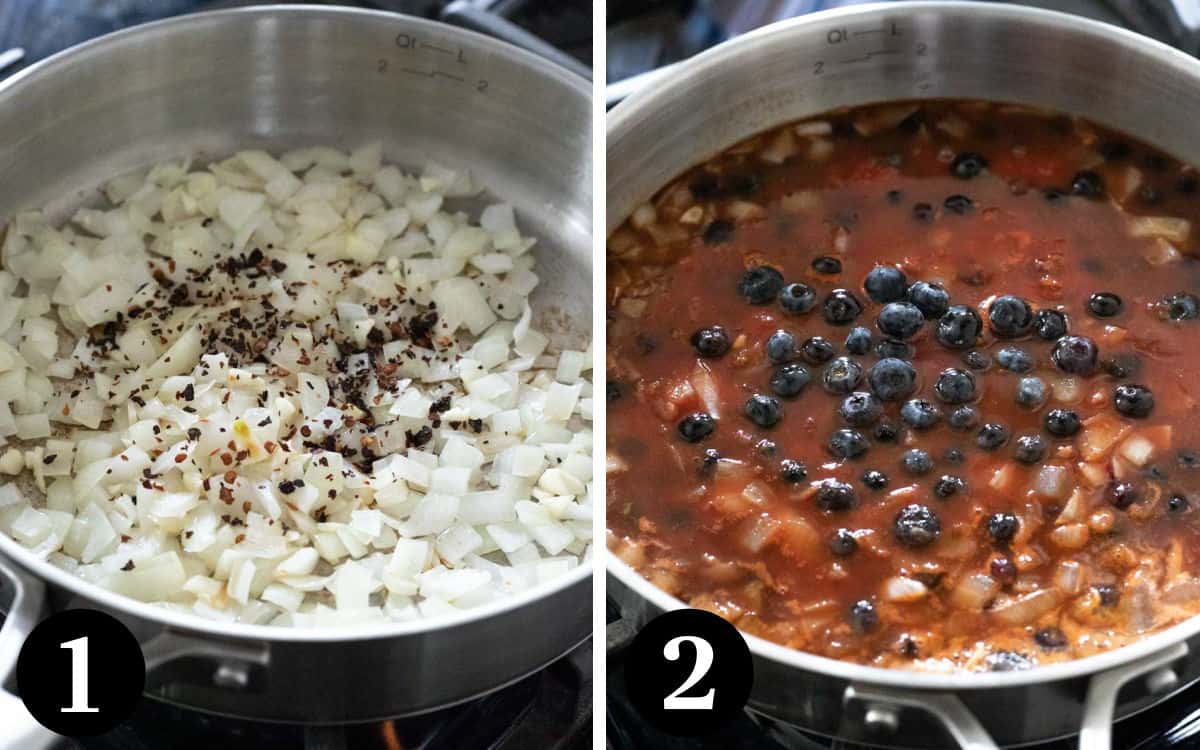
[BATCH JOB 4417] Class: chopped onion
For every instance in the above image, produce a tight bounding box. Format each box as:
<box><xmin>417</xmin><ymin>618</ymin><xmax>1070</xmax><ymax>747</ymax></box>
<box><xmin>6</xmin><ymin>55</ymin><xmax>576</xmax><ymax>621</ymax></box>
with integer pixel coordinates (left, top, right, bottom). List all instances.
<box><xmin>0</xmin><ymin>149</ymin><xmax>592</xmax><ymax>626</ymax></box>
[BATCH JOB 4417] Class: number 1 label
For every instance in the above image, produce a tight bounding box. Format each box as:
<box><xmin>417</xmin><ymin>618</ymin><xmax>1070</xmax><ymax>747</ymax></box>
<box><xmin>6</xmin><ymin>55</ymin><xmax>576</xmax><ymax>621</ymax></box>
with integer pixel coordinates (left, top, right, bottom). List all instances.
<box><xmin>60</xmin><ymin>636</ymin><xmax>99</xmax><ymax>713</ymax></box>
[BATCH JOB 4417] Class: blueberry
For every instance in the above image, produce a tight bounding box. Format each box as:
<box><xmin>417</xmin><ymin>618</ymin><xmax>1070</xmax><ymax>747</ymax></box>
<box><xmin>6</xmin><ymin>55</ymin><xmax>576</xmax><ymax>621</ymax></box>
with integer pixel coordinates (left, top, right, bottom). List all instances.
<box><xmin>812</xmin><ymin>256</ymin><xmax>842</xmax><ymax>274</ymax></box>
<box><xmin>780</xmin><ymin>282</ymin><xmax>818</xmax><ymax>313</ymax></box>
<box><xmin>828</xmin><ymin>429</ymin><xmax>869</xmax><ymax>459</ymax></box>
<box><xmin>1014</xmin><ymin>434</ymin><xmax>1047</xmax><ymax>464</ymax></box>
<box><xmin>816</xmin><ymin>479</ymin><xmax>858</xmax><ymax>511</ymax></box>
<box><xmin>948</xmin><ymin>405</ymin><xmax>980</xmax><ymax>430</ymax></box>
<box><xmin>912</xmin><ymin>202</ymin><xmax>934</xmax><ymax>221</ymax></box>
<box><xmin>678</xmin><ymin>413</ymin><xmax>716</xmax><ymax>442</ymax></box>
<box><xmin>907</xmin><ymin>281</ymin><xmax>950</xmax><ymax>319</ymax></box>
<box><xmin>700</xmin><ymin>448</ymin><xmax>720</xmax><ymax>474</ymax></box>
<box><xmin>877</xmin><ymin>301</ymin><xmax>924</xmax><ymax>340</ymax></box>
<box><xmin>823</xmin><ymin>289</ymin><xmax>864</xmax><ymax>325</ymax></box>
<box><xmin>849</xmin><ymin>599</ymin><xmax>879</xmax><ymax>632</ymax></box>
<box><xmin>779</xmin><ymin>459</ymin><xmax>807</xmax><ymax>483</ymax></box>
<box><xmin>1114</xmin><ymin>384</ymin><xmax>1154</xmax><ymax>418</ymax></box>
<box><xmin>986</xmin><ymin>512</ymin><xmax>1019</xmax><ymax>543</ymax></box>
<box><xmin>874</xmin><ymin>420</ymin><xmax>900</xmax><ymax>443</ymax></box>
<box><xmin>977</xmin><ymin>422</ymin><xmax>1010</xmax><ymax>450</ymax></box>
<box><xmin>607</xmin><ymin>380</ymin><xmax>625</xmax><ymax>402</ymax></box>
<box><xmin>745</xmin><ymin>394</ymin><xmax>783</xmax><ymax>427</ymax></box>
<box><xmin>862</xmin><ymin>469</ymin><xmax>889</xmax><ymax>490</ymax></box>
<box><xmin>875</xmin><ymin>339</ymin><xmax>913</xmax><ymax>359</ymax></box>
<box><xmin>801</xmin><ymin>336</ymin><xmax>836</xmax><ymax>364</ymax></box>
<box><xmin>944</xmin><ymin>447</ymin><xmax>965</xmax><ymax>464</ymax></box>
<box><xmin>894</xmin><ymin>504</ymin><xmax>941</xmax><ymax>547</ymax></box>
<box><xmin>944</xmin><ymin>194</ymin><xmax>974</xmax><ymax>214</ymax></box>
<box><xmin>987</xmin><ymin>651</ymin><xmax>1033</xmax><ymax>672</ymax></box>
<box><xmin>839</xmin><ymin>392</ymin><xmax>883</xmax><ymax>427</ymax></box>
<box><xmin>1052</xmin><ymin>335</ymin><xmax>1098</xmax><ymax>375</ymax></box>
<box><xmin>951</xmin><ymin>152</ymin><xmax>988</xmax><ymax>179</ymax></box>
<box><xmin>1071</xmin><ymin>170</ymin><xmax>1104</xmax><ymax>198</ymax></box>
<box><xmin>936</xmin><ymin>305</ymin><xmax>983</xmax><ymax>349</ymax></box>
<box><xmin>864</xmin><ymin>265</ymin><xmax>909</xmax><ymax>304</ymax></box>
<box><xmin>1096</xmin><ymin>584</ymin><xmax>1121</xmax><ymax>607</ymax></box>
<box><xmin>845</xmin><ymin>326</ymin><xmax>873</xmax><ymax>355</ymax></box>
<box><xmin>868</xmin><ymin>358</ymin><xmax>918</xmax><ymax>402</ymax></box>
<box><xmin>1180</xmin><ymin>450</ymin><xmax>1200</xmax><ymax>470</ymax></box>
<box><xmin>1088</xmin><ymin>292</ymin><xmax>1123</xmax><ymax>318</ymax></box>
<box><xmin>1015</xmin><ymin>376</ymin><xmax>1047</xmax><ymax>409</ymax></box>
<box><xmin>738</xmin><ymin>266</ymin><xmax>785</xmax><ymax>305</ymax></box>
<box><xmin>766</xmin><ymin>329</ymin><xmax>797</xmax><ymax>363</ymax></box>
<box><xmin>756</xmin><ymin>439</ymin><xmax>778</xmax><ymax>457</ymax></box>
<box><xmin>702</xmin><ymin>219</ymin><xmax>735</xmax><ymax>245</ymax></box>
<box><xmin>1033</xmin><ymin>309</ymin><xmax>1068</xmax><ymax>340</ymax></box>
<box><xmin>1107</xmin><ymin>481</ymin><xmax>1139</xmax><ymax>510</ymax></box>
<box><xmin>991</xmin><ymin>557</ymin><xmax>1017</xmax><ymax>583</ymax></box>
<box><xmin>996</xmin><ymin>346</ymin><xmax>1033</xmax><ymax>373</ymax></box>
<box><xmin>901</xmin><ymin>448</ymin><xmax>933</xmax><ymax>475</ymax></box>
<box><xmin>1165</xmin><ymin>292</ymin><xmax>1200</xmax><ymax>321</ymax></box>
<box><xmin>963</xmin><ymin>350</ymin><xmax>991</xmax><ymax>371</ymax></box>
<box><xmin>900</xmin><ymin>399</ymin><xmax>942</xmax><ymax>430</ymax></box>
<box><xmin>933</xmin><ymin>475</ymin><xmax>965</xmax><ymax>498</ymax></box>
<box><xmin>1035</xmin><ymin>627</ymin><xmax>1068</xmax><ymax>650</ymax></box>
<box><xmin>691</xmin><ymin>326</ymin><xmax>731</xmax><ymax>358</ymax></box>
<box><xmin>1169</xmin><ymin>494</ymin><xmax>1190</xmax><ymax>512</ymax></box>
<box><xmin>823</xmin><ymin>357</ymin><xmax>864</xmax><ymax>394</ymax></box>
<box><xmin>935</xmin><ymin>368</ymin><xmax>976</xmax><ymax>404</ymax></box>
<box><xmin>988</xmin><ymin>295</ymin><xmax>1033</xmax><ymax>337</ymax></box>
<box><xmin>770</xmin><ymin>363</ymin><xmax>811</xmax><ymax>398</ymax></box>
<box><xmin>831</xmin><ymin>529</ymin><xmax>859</xmax><ymax>556</ymax></box>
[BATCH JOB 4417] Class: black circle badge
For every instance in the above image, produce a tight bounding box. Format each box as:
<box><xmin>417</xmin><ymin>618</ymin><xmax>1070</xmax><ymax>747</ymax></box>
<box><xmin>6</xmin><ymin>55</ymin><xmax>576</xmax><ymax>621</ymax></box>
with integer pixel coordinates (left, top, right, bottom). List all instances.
<box><xmin>16</xmin><ymin>609</ymin><xmax>145</xmax><ymax>736</ymax></box>
<box><xmin>624</xmin><ymin>608</ymin><xmax>754</xmax><ymax>736</ymax></box>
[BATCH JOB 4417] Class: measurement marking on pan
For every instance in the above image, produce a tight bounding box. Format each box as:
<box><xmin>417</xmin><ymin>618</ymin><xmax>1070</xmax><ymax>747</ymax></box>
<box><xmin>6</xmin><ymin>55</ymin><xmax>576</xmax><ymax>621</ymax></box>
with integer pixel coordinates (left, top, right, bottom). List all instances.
<box><xmin>400</xmin><ymin>67</ymin><xmax>466</xmax><ymax>83</ymax></box>
<box><xmin>839</xmin><ymin>49</ymin><xmax>902</xmax><ymax>64</ymax></box>
<box><xmin>418</xmin><ymin>40</ymin><xmax>455</xmax><ymax>56</ymax></box>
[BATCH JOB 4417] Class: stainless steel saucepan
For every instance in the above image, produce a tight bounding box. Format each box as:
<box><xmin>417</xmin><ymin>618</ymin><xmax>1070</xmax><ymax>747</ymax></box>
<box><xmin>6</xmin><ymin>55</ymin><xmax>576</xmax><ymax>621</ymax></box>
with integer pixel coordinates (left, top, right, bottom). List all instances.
<box><xmin>0</xmin><ymin>5</ymin><xmax>591</xmax><ymax>747</ymax></box>
<box><xmin>607</xmin><ymin>3</ymin><xmax>1200</xmax><ymax>748</ymax></box>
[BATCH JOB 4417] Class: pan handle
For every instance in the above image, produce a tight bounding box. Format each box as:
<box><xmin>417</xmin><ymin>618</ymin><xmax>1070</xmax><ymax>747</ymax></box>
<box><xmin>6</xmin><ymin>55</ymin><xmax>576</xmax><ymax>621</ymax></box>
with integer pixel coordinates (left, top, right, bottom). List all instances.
<box><xmin>141</xmin><ymin>629</ymin><xmax>271</xmax><ymax>692</ymax></box>
<box><xmin>1078</xmin><ymin>641</ymin><xmax>1189</xmax><ymax>749</ymax></box>
<box><xmin>843</xmin><ymin>684</ymin><xmax>999</xmax><ymax>750</ymax></box>
<box><xmin>846</xmin><ymin>639</ymin><xmax>1191</xmax><ymax>750</ymax></box>
<box><xmin>0</xmin><ymin>556</ymin><xmax>63</xmax><ymax>750</ymax></box>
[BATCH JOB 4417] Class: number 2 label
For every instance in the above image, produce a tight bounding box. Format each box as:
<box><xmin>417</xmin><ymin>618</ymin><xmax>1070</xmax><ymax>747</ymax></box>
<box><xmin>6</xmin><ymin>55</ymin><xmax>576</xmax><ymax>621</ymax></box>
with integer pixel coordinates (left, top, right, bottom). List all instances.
<box><xmin>60</xmin><ymin>636</ymin><xmax>99</xmax><ymax>714</ymax></box>
<box><xmin>662</xmin><ymin>635</ymin><xmax>715</xmax><ymax>710</ymax></box>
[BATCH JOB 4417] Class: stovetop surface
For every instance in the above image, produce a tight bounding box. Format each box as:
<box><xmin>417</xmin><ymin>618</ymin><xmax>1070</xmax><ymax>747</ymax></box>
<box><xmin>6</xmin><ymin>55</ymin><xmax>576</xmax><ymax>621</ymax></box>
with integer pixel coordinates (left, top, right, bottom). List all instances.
<box><xmin>80</xmin><ymin>638</ymin><xmax>591</xmax><ymax>750</ymax></box>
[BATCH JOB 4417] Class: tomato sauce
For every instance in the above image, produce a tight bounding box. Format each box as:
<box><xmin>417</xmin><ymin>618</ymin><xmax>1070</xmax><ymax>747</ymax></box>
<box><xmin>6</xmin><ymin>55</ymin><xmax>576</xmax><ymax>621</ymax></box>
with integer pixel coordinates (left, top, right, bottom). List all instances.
<box><xmin>607</xmin><ymin>101</ymin><xmax>1200</xmax><ymax>672</ymax></box>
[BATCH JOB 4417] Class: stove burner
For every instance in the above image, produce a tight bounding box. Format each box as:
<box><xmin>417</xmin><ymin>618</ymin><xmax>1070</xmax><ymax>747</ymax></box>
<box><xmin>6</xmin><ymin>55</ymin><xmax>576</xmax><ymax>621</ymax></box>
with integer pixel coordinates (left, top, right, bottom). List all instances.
<box><xmin>78</xmin><ymin>639</ymin><xmax>590</xmax><ymax>750</ymax></box>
